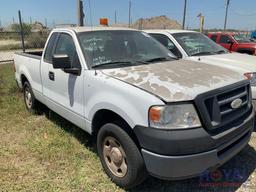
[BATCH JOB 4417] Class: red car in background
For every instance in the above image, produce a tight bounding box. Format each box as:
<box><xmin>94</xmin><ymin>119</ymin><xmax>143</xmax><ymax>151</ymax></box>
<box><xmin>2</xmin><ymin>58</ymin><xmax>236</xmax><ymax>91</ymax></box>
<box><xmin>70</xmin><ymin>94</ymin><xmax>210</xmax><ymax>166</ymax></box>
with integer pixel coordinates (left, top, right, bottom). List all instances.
<box><xmin>208</xmin><ymin>32</ymin><xmax>256</xmax><ymax>55</ymax></box>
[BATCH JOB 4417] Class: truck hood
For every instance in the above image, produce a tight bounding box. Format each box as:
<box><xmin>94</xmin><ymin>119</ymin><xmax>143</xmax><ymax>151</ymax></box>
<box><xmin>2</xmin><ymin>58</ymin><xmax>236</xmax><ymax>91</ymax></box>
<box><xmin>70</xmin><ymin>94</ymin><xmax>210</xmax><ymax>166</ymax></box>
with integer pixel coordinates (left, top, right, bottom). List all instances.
<box><xmin>188</xmin><ymin>52</ymin><xmax>256</xmax><ymax>73</ymax></box>
<box><xmin>102</xmin><ymin>60</ymin><xmax>244</xmax><ymax>102</ymax></box>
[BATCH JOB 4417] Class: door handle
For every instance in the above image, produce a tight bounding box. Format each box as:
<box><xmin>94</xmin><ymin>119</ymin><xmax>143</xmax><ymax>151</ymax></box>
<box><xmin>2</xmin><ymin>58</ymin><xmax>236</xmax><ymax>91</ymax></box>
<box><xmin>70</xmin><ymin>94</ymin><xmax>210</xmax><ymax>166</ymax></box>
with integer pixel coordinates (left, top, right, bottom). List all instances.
<box><xmin>48</xmin><ymin>71</ymin><xmax>55</xmax><ymax>81</ymax></box>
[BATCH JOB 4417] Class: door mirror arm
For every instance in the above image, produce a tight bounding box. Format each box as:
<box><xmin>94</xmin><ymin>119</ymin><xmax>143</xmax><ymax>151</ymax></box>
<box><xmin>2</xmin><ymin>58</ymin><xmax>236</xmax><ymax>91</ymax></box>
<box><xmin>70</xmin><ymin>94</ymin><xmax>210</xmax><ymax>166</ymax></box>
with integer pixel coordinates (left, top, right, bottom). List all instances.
<box><xmin>63</xmin><ymin>68</ymin><xmax>81</xmax><ymax>76</ymax></box>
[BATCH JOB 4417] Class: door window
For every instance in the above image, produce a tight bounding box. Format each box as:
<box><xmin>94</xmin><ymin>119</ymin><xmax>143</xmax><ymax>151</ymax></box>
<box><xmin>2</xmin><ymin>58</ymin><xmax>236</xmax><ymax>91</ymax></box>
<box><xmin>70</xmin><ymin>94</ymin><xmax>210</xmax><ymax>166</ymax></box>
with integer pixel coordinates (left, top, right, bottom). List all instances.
<box><xmin>44</xmin><ymin>33</ymin><xmax>58</xmax><ymax>63</ymax></box>
<box><xmin>150</xmin><ymin>33</ymin><xmax>182</xmax><ymax>58</ymax></box>
<box><xmin>54</xmin><ymin>33</ymin><xmax>81</xmax><ymax>69</ymax></box>
<box><xmin>220</xmin><ymin>35</ymin><xmax>232</xmax><ymax>44</ymax></box>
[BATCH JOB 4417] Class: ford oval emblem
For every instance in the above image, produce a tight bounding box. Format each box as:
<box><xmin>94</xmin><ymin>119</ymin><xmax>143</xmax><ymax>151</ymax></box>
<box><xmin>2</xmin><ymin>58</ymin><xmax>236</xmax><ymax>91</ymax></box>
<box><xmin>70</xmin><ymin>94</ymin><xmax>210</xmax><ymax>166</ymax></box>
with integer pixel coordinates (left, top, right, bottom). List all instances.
<box><xmin>231</xmin><ymin>98</ymin><xmax>242</xmax><ymax>109</ymax></box>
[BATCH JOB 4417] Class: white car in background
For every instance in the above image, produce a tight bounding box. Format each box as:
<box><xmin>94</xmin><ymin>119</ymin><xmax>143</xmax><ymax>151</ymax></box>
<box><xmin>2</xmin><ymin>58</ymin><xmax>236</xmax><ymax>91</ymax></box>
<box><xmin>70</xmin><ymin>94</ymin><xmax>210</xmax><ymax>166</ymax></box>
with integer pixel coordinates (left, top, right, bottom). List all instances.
<box><xmin>145</xmin><ymin>30</ymin><xmax>256</xmax><ymax>106</ymax></box>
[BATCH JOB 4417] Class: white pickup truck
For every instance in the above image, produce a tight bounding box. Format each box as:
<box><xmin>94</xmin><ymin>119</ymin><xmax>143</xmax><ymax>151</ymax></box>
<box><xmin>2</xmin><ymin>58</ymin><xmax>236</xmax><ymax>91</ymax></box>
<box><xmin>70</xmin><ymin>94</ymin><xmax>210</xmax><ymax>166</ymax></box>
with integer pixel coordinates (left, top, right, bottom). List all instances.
<box><xmin>146</xmin><ymin>30</ymin><xmax>256</xmax><ymax>107</ymax></box>
<box><xmin>14</xmin><ymin>27</ymin><xmax>254</xmax><ymax>188</ymax></box>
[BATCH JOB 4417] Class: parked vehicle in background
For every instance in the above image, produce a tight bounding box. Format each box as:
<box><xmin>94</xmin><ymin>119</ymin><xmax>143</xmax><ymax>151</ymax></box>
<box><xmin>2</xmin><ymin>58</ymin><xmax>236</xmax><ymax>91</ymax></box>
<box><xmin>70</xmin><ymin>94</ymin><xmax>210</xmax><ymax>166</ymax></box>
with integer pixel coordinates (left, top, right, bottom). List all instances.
<box><xmin>14</xmin><ymin>27</ymin><xmax>255</xmax><ymax>188</ymax></box>
<box><xmin>146</xmin><ymin>30</ymin><xmax>256</xmax><ymax>107</ymax></box>
<box><xmin>251</xmin><ymin>31</ymin><xmax>256</xmax><ymax>42</ymax></box>
<box><xmin>207</xmin><ymin>32</ymin><xmax>256</xmax><ymax>55</ymax></box>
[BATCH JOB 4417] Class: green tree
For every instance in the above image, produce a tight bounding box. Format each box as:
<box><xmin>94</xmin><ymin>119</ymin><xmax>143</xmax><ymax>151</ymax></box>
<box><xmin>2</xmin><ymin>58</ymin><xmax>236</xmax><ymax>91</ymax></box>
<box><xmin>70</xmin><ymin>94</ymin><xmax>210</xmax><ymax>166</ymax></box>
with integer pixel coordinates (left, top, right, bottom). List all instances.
<box><xmin>11</xmin><ymin>23</ymin><xmax>32</xmax><ymax>34</ymax></box>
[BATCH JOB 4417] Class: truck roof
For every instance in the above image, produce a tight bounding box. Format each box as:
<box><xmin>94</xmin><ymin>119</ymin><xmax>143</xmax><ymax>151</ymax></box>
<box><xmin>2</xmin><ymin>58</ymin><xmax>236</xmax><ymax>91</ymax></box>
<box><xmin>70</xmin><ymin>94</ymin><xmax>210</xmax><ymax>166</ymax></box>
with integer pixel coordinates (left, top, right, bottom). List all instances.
<box><xmin>144</xmin><ymin>29</ymin><xmax>197</xmax><ymax>34</ymax></box>
<box><xmin>52</xmin><ymin>26</ymin><xmax>138</xmax><ymax>33</ymax></box>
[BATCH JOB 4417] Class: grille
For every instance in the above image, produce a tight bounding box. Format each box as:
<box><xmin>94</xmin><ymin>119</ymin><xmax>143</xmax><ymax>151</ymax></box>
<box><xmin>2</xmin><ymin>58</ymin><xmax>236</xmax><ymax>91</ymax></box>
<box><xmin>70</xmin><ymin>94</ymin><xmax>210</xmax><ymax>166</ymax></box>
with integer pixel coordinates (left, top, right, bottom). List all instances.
<box><xmin>195</xmin><ymin>81</ymin><xmax>252</xmax><ymax>133</ymax></box>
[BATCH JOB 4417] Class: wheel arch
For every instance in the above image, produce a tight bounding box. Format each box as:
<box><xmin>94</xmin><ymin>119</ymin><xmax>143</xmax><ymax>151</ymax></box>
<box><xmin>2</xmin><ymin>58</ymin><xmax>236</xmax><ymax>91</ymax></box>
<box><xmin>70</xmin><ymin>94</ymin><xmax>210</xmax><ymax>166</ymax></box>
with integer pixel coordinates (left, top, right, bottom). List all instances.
<box><xmin>91</xmin><ymin>108</ymin><xmax>140</xmax><ymax>148</ymax></box>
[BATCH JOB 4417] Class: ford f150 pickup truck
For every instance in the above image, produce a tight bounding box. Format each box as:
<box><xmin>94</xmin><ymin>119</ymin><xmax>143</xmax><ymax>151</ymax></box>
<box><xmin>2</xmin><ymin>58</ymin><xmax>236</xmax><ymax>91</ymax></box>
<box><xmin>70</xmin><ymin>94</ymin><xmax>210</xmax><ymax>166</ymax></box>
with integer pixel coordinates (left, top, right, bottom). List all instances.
<box><xmin>14</xmin><ymin>27</ymin><xmax>255</xmax><ymax>188</ymax></box>
<box><xmin>207</xmin><ymin>32</ymin><xmax>256</xmax><ymax>55</ymax></box>
<box><xmin>146</xmin><ymin>30</ymin><xmax>256</xmax><ymax>108</ymax></box>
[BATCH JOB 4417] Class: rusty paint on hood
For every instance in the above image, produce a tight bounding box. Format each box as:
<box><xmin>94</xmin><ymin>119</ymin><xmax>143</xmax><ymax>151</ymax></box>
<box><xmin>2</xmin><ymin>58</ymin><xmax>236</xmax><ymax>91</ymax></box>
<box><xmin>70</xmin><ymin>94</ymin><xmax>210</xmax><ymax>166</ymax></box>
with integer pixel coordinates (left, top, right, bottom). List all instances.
<box><xmin>102</xmin><ymin>60</ymin><xmax>244</xmax><ymax>102</ymax></box>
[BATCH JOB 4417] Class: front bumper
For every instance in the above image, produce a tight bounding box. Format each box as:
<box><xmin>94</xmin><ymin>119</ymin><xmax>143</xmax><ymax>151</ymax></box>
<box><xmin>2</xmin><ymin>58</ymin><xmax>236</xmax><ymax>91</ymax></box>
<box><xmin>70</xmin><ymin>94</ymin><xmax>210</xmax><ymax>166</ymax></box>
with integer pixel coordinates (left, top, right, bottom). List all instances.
<box><xmin>134</xmin><ymin>109</ymin><xmax>254</xmax><ymax>180</ymax></box>
<box><xmin>252</xmin><ymin>99</ymin><xmax>256</xmax><ymax>110</ymax></box>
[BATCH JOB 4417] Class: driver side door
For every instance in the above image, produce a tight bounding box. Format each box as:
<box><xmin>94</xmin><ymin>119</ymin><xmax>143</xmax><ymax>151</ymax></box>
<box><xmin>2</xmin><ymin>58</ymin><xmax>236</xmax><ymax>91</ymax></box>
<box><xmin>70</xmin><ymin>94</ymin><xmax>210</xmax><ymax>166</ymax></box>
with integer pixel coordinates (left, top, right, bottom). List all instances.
<box><xmin>48</xmin><ymin>32</ymin><xmax>85</xmax><ymax>127</ymax></box>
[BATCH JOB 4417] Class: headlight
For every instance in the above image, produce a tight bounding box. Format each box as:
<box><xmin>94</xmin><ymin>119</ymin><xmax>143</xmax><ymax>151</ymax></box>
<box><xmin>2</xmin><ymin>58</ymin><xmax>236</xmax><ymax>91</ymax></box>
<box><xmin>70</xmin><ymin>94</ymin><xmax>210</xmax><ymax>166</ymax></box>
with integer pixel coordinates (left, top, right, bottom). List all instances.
<box><xmin>244</xmin><ymin>72</ymin><xmax>256</xmax><ymax>86</ymax></box>
<box><xmin>149</xmin><ymin>104</ymin><xmax>201</xmax><ymax>129</ymax></box>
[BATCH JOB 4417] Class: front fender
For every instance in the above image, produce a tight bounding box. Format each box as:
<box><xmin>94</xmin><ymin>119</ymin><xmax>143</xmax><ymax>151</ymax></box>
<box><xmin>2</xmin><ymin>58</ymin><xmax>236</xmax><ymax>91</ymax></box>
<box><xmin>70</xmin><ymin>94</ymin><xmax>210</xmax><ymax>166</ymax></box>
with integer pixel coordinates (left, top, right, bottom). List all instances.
<box><xmin>85</xmin><ymin>71</ymin><xmax>164</xmax><ymax>129</ymax></box>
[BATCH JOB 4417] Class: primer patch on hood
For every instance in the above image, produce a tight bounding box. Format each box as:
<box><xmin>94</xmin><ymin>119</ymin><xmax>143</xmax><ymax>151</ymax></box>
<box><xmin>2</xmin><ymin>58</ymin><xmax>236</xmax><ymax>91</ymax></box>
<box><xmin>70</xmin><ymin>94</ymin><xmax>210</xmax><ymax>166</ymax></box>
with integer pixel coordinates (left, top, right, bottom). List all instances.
<box><xmin>102</xmin><ymin>60</ymin><xmax>244</xmax><ymax>102</ymax></box>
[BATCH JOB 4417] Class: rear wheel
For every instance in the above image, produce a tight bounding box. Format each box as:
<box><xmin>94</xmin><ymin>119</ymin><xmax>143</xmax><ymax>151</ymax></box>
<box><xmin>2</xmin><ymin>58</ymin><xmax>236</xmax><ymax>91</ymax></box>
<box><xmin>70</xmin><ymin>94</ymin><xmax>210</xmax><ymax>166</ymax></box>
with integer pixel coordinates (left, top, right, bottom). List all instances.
<box><xmin>97</xmin><ymin>122</ymin><xmax>147</xmax><ymax>189</ymax></box>
<box><xmin>23</xmin><ymin>82</ymin><xmax>41</xmax><ymax>114</ymax></box>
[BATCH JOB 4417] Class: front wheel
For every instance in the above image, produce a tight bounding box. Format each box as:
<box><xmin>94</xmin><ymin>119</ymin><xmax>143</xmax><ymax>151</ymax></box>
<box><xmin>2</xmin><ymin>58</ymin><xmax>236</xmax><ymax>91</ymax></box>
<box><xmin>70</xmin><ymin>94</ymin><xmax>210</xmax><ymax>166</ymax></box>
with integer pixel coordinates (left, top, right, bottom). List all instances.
<box><xmin>97</xmin><ymin>122</ymin><xmax>147</xmax><ymax>189</ymax></box>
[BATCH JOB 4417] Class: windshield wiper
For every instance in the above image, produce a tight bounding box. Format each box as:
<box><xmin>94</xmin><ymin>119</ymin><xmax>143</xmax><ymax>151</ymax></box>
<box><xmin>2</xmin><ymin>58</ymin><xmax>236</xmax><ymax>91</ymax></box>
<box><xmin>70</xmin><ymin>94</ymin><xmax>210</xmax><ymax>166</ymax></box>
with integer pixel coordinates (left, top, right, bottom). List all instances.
<box><xmin>191</xmin><ymin>51</ymin><xmax>216</xmax><ymax>56</ymax></box>
<box><xmin>91</xmin><ymin>61</ymin><xmax>133</xmax><ymax>69</ymax></box>
<box><xmin>145</xmin><ymin>57</ymin><xmax>170</xmax><ymax>63</ymax></box>
<box><xmin>215</xmin><ymin>50</ymin><xmax>227</xmax><ymax>54</ymax></box>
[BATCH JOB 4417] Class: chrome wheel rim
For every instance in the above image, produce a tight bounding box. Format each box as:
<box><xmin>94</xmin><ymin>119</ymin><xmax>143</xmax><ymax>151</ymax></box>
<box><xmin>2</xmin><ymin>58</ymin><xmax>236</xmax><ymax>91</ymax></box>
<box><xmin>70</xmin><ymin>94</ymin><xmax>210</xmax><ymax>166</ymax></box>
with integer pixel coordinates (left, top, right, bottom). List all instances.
<box><xmin>25</xmin><ymin>87</ymin><xmax>32</xmax><ymax>109</ymax></box>
<box><xmin>103</xmin><ymin>136</ymin><xmax>128</xmax><ymax>177</ymax></box>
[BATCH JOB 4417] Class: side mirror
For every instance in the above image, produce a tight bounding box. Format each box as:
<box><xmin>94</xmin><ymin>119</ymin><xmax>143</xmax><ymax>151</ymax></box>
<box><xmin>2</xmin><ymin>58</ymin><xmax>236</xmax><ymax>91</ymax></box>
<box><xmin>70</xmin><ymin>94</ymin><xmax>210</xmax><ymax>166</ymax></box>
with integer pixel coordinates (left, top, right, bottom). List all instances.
<box><xmin>52</xmin><ymin>54</ymin><xmax>71</xmax><ymax>69</ymax></box>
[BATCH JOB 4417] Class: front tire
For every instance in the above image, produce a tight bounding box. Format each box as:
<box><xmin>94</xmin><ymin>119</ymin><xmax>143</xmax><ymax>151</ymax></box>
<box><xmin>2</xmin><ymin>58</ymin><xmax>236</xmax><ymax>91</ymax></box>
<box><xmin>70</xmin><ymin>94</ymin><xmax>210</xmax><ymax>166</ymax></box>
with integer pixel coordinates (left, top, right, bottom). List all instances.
<box><xmin>97</xmin><ymin>122</ymin><xmax>147</xmax><ymax>189</ymax></box>
<box><xmin>23</xmin><ymin>81</ymin><xmax>41</xmax><ymax>114</ymax></box>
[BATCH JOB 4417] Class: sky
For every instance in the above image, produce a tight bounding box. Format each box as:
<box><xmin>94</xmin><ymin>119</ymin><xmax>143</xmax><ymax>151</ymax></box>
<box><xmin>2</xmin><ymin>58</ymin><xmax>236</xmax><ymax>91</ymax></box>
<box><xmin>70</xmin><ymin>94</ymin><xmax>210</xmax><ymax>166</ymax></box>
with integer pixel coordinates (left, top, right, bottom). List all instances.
<box><xmin>0</xmin><ymin>0</ymin><xmax>256</xmax><ymax>30</ymax></box>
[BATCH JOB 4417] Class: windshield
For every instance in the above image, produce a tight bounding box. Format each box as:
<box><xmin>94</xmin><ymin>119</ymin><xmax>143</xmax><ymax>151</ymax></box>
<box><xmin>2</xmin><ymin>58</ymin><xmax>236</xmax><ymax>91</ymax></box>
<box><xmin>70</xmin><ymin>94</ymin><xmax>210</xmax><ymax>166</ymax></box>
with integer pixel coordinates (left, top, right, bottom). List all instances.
<box><xmin>78</xmin><ymin>30</ymin><xmax>175</xmax><ymax>68</ymax></box>
<box><xmin>172</xmin><ymin>32</ymin><xmax>227</xmax><ymax>56</ymax></box>
<box><xmin>234</xmin><ymin>34</ymin><xmax>251</xmax><ymax>43</ymax></box>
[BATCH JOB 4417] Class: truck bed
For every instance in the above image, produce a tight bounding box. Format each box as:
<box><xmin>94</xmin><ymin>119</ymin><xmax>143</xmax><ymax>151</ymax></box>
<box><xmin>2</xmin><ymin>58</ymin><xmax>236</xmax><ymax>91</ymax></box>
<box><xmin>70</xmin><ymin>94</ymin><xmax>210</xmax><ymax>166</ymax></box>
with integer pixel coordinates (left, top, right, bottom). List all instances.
<box><xmin>14</xmin><ymin>51</ymin><xmax>43</xmax><ymax>94</ymax></box>
<box><xmin>15</xmin><ymin>51</ymin><xmax>43</xmax><ymax>60</ymax></box>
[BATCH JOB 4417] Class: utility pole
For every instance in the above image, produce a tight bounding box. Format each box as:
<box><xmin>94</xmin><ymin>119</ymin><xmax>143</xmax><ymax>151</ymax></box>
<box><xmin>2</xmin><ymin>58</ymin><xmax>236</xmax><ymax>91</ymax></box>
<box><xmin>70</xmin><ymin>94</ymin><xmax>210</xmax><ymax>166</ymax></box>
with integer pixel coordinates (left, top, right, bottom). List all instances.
<box><xmin>18</xmin><ymin>10</ymin><xmax>25</xmax><ymax>53</ymax></box>
<box><xmin>45</xmin><ymin>18</ymin><xmax>48</xmax><ymax>28</ymax></box>
<box><xmin>30</xmin><ymin>17</ymin><xmax>32</xmax><ymax>24</ymax></box>
<box><xmin>52</xmin><ymin>20</ymin><xmax>56</xmax><ymax>28</ymax></box>
<box><xmin>115</xmin><ymin>11</ymin><xmax>117</xmax><ymax>24</ymax></box>
<box><xmin>197</xmin><ymin>13</ymin><xmax>204</xmax><ymax>33</ymax></box>
<box><xmin>77</xmin><ymin>0</ymin><xmax>84</xmax><ymax>26</ymax></box>
<box><xmin>224</xmin><ymin>0</ymin><xmax>230</xmax><ymax>31</ymax></box>
<box><xmin>182</xmin><ymin>0</ymin><xmax>187</xmax><ymax>29</ymax></box>
<box><xmin>128</xmin><ymin>0</ymin><xmax>131</xmax><ymax>27</ymax></box>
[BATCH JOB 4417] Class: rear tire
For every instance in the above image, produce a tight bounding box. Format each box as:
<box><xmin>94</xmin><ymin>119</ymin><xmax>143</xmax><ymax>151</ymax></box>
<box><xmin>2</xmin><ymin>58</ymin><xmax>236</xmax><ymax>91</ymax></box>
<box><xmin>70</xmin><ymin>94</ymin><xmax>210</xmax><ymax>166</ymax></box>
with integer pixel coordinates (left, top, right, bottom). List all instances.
<box><xmin>23</xmin><ymin>81</ymin><xmax>42</xmax><ymax>114</ymax></box>
<box><xmin>97</xmin><ymin>122</ymin><xmax>147</xmax><ymax>189</ymax></box>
